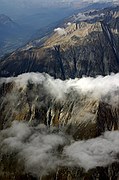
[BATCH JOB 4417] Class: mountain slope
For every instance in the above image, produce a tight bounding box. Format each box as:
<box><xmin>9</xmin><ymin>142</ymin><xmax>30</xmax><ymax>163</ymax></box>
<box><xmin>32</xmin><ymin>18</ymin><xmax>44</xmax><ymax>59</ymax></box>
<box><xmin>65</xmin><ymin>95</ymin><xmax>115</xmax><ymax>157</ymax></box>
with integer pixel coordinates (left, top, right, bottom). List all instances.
<box><xmin>0</xmin><ymin>6</ymin><xmax>119</xmax><ymax>78</ymax></box>
<box><xmin>0</xmin><ymin>72</ymin><xmax>119</xmax><ymax>179</ymax></box>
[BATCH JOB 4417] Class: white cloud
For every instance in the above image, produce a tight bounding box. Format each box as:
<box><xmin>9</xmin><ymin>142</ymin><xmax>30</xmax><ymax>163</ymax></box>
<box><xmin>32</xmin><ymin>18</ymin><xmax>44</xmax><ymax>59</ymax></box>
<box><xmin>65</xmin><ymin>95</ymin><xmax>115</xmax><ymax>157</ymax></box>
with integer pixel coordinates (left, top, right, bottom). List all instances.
<box><xmin>54</xmin><ymin>27</ymin><xmax>67</xmax><ymax>35</ymax></box>
<box><xmin>65</xmin><ymin>131</ymin><xmax>119</xmax><ymax>170</ymax></box>
<box><xmin>1</xmin><ymin>121</ymin><xmax>119</xmax><ymax>177</ymax></box>
<box><xmin>67</xmin><ymin>22</ymin><xmax>72</xmax><ymax>26</ymax></box>
<box><xmin>0</xmin><ymin>121</ymin><xmax>69</xmax><ymax>177</ymax></box>
<box><xmin>1</xmin><ymin>72</ymin><xmax>119</xmax><ymax>104</ymax></box>
<box><xmin>0</xmin><ymin>73</ymin><xmax>119</xmax><ymax>105</ymax></box>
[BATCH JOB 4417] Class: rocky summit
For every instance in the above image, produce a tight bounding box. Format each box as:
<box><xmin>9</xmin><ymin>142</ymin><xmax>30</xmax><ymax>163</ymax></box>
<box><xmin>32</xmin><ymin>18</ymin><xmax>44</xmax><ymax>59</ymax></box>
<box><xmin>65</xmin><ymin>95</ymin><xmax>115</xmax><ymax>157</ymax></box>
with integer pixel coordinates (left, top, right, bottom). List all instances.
<box><xmin>0</xmin><ymin>5</ymin><xmax>119</xmax><ymax>180</ymax></box>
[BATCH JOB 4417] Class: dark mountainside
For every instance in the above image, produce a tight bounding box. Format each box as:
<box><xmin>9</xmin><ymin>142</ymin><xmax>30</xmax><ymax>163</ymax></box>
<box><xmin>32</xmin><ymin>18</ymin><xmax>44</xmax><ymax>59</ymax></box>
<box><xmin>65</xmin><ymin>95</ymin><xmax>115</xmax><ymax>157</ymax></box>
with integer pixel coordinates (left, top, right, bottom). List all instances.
<box><xmin>0</xmin><ymin>5</ymin><xmax>119</xmax><ymax>180</ymax></box>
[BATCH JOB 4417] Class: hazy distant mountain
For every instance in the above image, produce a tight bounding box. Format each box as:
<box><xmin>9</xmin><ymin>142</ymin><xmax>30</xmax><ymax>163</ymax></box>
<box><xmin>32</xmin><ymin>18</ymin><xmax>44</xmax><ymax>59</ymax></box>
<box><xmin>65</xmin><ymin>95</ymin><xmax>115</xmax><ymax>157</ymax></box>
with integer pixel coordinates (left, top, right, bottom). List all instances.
<box><xmin>0</xmin><ymin>0</ymin><xmax>118</xmax><ymax>18</ymax></box>
<box><xmin>0</xmin><ymin>14</ymin><xmax>16</xmax><ymax>26</ymax></box>
<box><xmin>0</xmin><ymin>14</ymin><xmax>19</xmax><ymax>38</ymax></box>
<box><xmin>0</xmin><ymin>14</ymin><xmax>32</xmax><ymax>57</ymax></box>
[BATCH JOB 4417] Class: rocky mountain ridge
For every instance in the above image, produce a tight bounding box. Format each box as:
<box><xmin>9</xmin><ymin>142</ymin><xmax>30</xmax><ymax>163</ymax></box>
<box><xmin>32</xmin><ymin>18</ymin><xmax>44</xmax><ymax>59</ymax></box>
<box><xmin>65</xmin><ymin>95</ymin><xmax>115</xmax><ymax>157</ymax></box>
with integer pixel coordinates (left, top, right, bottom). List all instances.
<box><xmin>0</xmin><ymin>6</ymin><xmax>119</xmax><ymax>78</ymax></box>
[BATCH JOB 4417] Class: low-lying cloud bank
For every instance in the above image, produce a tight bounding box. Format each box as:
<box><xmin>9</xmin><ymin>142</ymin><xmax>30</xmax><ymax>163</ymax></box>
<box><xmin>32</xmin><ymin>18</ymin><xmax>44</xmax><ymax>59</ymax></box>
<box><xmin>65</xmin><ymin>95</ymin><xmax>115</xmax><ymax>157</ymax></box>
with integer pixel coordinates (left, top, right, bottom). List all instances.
<box><xmin>1</xmin><ymin>72</ymin><xmax>119</xmax><ymax>104</ymax></box>
<box><xmin>0</xmin><ymin>121</ymin><xmax>119</xmax><ymax>177</ymax></box>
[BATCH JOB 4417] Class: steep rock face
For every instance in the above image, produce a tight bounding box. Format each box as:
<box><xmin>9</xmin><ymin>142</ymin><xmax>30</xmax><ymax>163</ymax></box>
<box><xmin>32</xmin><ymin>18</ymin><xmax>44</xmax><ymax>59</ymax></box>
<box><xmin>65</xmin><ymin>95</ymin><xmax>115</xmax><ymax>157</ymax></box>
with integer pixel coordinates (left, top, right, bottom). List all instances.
<box><xmin>0</xmin><ymin>74</ymin><xmax>119</xmax><ymax>180</ymax></box>
<box><xmin>41</xmin><ymin>163</ymin><xmax>119</xmax><ymax>180</ymax></box>
<box><xmin>0</xmin><ymin>75</ymin><xmax>119</xmax><ymax>139</ymax></box>
<box><xmin>0</xmin><ymin>6</ymin><xmax>119</xmax><ymax>78</ymax></box>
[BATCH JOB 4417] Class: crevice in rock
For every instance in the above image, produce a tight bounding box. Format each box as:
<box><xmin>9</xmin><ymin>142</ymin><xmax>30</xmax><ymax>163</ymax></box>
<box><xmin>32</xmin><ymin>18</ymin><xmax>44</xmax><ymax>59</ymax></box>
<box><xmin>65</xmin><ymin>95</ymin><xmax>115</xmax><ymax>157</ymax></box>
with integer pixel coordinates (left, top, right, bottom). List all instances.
<box><xmin>53</xmin><ymin>45</ymin><xmax>66</xmax><ymax>80</ymax></box>
<box><xmin>101</xmin><ymin>21</ymin><xmax>119</xmax><ymax>66</ymax></box>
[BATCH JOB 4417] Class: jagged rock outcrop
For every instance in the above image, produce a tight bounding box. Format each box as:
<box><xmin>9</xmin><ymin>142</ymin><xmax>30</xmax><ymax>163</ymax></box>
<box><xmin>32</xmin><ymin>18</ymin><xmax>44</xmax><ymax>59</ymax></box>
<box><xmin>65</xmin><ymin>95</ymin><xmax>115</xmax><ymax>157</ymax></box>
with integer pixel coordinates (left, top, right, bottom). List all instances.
<box><xmin>0</xmin><ymin>6</ymin><xmax>119</xmax><ymax>78</ymax></box>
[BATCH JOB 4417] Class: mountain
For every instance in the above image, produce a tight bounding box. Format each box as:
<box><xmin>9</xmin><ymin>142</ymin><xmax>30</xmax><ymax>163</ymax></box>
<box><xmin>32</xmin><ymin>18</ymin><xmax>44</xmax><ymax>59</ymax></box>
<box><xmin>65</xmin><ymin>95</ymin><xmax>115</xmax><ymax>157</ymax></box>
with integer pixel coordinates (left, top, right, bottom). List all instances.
<box><xmin>0</xmin><ymin>2</ymin><xmax>116</xmax><ymax>57</ymax></box>
<box><xmin>0</xmin><ymin>0</ymin><xmax>118</xmax><ymax>19</ymax></box>
<box><xmin>0</xmin><ymin>72</ymin><xmax>119</xmax><ymax>179</ymax></box>
<box><xmin>0</xmin><ymin>6</ymin><xmax>119</xmax><ymax>78</ymax></box>
<box><xmin>0</xmin><ymin>8</ymin><xmax>79</xmax><ymax>57</ymax></box>
<box><xmin>0</xmin><ymin>5</ymin><xmax>119</xmax><ymax>180</ymax></box>
<box><xmin>0</xmin><ymin>14</ymin><xmax>31</xmax><ymax>57</ymax></box>
<box><xmin>0</xmin><ymin>14</ymin><xmax>19</xmax><ymax>40</ymax></box>
<box><xmin>0</xmin><ymin>14</ymin><xmax>16</xmax><ymax>26</ymax></box>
